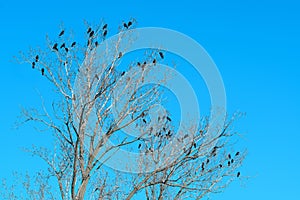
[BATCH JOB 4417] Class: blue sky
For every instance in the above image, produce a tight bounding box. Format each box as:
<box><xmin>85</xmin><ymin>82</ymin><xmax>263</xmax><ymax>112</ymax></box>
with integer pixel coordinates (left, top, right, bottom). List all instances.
<box><xmin>0</xmin><ymin>0</ymin><xmax>299</xmax><ymax>199</ymax></box>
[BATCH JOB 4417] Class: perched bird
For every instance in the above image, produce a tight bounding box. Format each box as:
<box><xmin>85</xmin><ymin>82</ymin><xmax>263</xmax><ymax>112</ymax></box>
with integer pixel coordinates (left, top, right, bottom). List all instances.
<box><xmin>52</xmin><ymin>43</ymin><xmax>58</xmax><ymax>51</ymax></box>
<box><xmin>41</xmin><ymin>68</ymin><xmax>45</xmax><ymax>75</ymax></box>
<box><xmin>71</xmin><ymin>42</ymin><xmax>76</xmax><ymax>47</ymax></box>
<box><xmin>219</xmin><ymin>164</ymin><xmax>223</xmax><ymax>168</ymax></box>
<box><xmin>35</xmin><ymin>55</ymin><xmax>39</xmax><ymax>62</ymax></box>
<box><xmin>166</xmin><ymin>116</ymin><xmax>171</xmax><ymax>121</ymax></box>
<box><xmin>87</xmin><ymin>39</ymin><xmax>91</xmax><ymax>46</ymax></box>
<box><xmin>59</xmin><ymin>30</ymin><xmax>64</xmax><ymax>36</ymax></box>
<box><xmin>138</xmin><ymin>143</ymin><xmax>142</xmax><ymax>149</ymax></box>
<box><xmin>152</xmin><ymin>59</ymin><xmax>156</xmax><ymax>65</ymax></box>
<box><xmin>228</xmin><ymin>161</ymin><xmax>231</xmax><ymax>166</ymax></box>
<box><xmin>137</xmin><ymin>62</ymin><xmax>141</xmax><ymax>66</ymax></box>
<box><xmin>231</xmin><ymin>159</ymin><xmax>234</xmax><ymax>163</ymax></box>
<box><xmin>103</xmin><ymin>30</ymin><xmax>107</xmax><ymax>37</ymax></box>
<box><xmin>235</xmin><ymin>152</ymin><xmax>240</xmax><ymax>156</ymax></box>
<box><xmin>118</xmin><ymin>52</ymin><xmax>122</xmax><ymax>58</ymax></box>
<box><xmin>32</xmin><ymin>62</ymin><xmax>35</xmax><ymax>69</ymax></box>
<box><xmin>228</xmin><ymin>154</ymin><xmax>231</xmax><ymax>159</ymax></box>
<box><xmin>89</xmin><ymin>30</ymin><xmax>94</xmax><ymax>38</ymax></box>
<box><xmin>102</xmin><ymin>24</ymin><xmax>108</xmax><ymax>29</ymax></box>
<box><xmin>65</xmin><ymin>48</ymin><xmax>69</xmax><ymax>53</ymax></box>
<box><xmin>95</xmin><ymin>41</ymin><xmax>98</xmax><ymax>47</ymax></box>
<box><xmin>206</xmin><ymin>159</ymin><xmax>210</xmax><ymax>164</ymax></box>
<box><xmin>127</xmin><ymin>21</ymin><xmax>132</xmax><ymax>27</ymax></box>
<box><xmin>237</xmin><ymin>172</ymin><xmax>241</xmax><ymax>177</ymax></box>
<box><xmin>87</xmin><ymin>27</ymin><xmax>92</xmax><ymax>33</ymax></box>
<box><xmin>201</xmin><ymin>162</ymin><xmax>205</xmax><ymax>171</ymax></box>
<box><xmin>193</xmin><ymin>142</ymin><xmax>196</xmax><ymax>148</ymax></box>
<box><xmin>123</xmin><ymin>22</ymin><xmax>128</xmax><ymax>29</ymax></box>
<box><xmin>121</xmin><ymin>71</ymin><xmax>125</xmax><ymax>76</ymax></box>
<box><xmin>157</xmin><ymin>116</ymin><xmax>161</xmax><ymax>121</ymax></box>
<box><xmin>60</xmin><ymin>43</ymin><xmax>65</xmax><ymax>48</ymax></box>
<box><xmin>159</xmin><ymin>52</ymin><xmax>164</xmax><ymax>59</ymax></box>
<box><xmin>143</xmin><ymin>119</ymin><xmax>147</xmax><ymax>123</ymax></box>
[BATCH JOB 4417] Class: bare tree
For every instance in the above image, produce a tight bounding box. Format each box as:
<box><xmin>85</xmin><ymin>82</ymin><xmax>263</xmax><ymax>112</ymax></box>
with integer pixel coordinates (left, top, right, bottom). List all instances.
<box><xmin>5</xmin><ymin>20</ymin><xmax>246</xmax><ymax>200</ymax></box>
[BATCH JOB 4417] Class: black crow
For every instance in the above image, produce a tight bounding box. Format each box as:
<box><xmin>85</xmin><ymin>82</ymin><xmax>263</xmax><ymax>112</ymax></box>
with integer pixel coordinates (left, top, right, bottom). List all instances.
<box><xmin>123</xmin><ymin>22</ymin><xmax>128</xmax><ymax>29</ymax></box>
<box><xmin>166</xmin><ymin>116</ymin><xmax>171</xmax><ymax>121</ymax></box>
<box><xmin>231</xmin><ymin>159</ymin><xmax>234</xmax><ymax>163</ymax></box>
<box><xmin>41</xmin><ymin>68</ymin><xmax>45</xmax><ymax>75</ymax></box>
<box><xmin>219</xmin><ymin>164</ymin><xmax>223</xmax><ymax>168</ymax></box>
<box><xmin>35</xmin><ymin>55</ymin><xmax>39</xmax><ymax>62</ymax></box>
<box><xmin>228</xmin><ymin>154</ymin><xmax>231</xmax><ymax>159</ymax></box>
<box><xmin>159</xmin><ymin>52</ymin><xmax>164</xmax><ymax>59</ymax></box>
<box><xmin>89</xmin><ymin>30</ymin><xmax>94</xmax><ymax>38</ymax></box>
<box><xmin>235</xmin><ymin>152</ymin><xmax>240</xmax><ymax>156</ymax></box>
<box><xmin>32</xmin><ymin>62</ymin><xmax>35</xmax><ymax>69</ymax></box>
<box><xmin>103</xmin><ymin>30</ymin><xmax>107</xmax><ymax>37</ymax></box>
<box><xmin>137</xmin><ymin>62</ymin><xmax>141</xmax><ymax>66</ymax></box>
<box><xmin>87</xmin><ymin>27</ymin><xmax>92</xmax><ymax>33</ymax></box>
<box><xmin>53</xmin><ymin>43</ymin><xmax>58</xmax><ymax>51</ymax></box>
<box><xmin>193</xmin><ymin>142</ymin><xmax>196</xmax><ymax>148</ymax></box>
<box><xmin>87</xmin><ymin>39</ymin><xmax>91</xmax><ymax>46</ymax></box>
<box><xmin>60</xmin><ymin>43</ymin><xmax>65</xmax><ymax>48</ymax></box>
<box><xmin>127</xmin><ymin>21</ymin><xmax>132</xmax><ymax>27</ymax></box>
<box><xmin>121</xmin><ymin>71</ymin><xmax>125</xmax><ymax>76</ymax></box>
<box><xmin>206</xmin><ymin>159</ymin><xmax>209</xmax><ymax>164</ymax></box>
<box><xmin>138</xmin><ymin>143</ymin><xmax>141</xmax><ymax>149</ymax></box>
<box><xmin>65</xmin><ymin>48</ymin><xmax>69</xmax><ymax>53</ymax></box>
<box><xmin>228</xmin><ymin>161</ymin><xmax>231</xmax><ymax>166</ymax></box>
<box><xmin>71</xmin><ymin>42</ymin><xmax>76</xmax><ymax>47</ymax></box>
<box><xmin>59</xmin><ymin>30</ymin><xmax>64</xmax><ymax>36</ymax></box>
<box><xmin>118</xmin><ymin>52</ymin><xmax>122</xmax><ymax>58</ymax></box>
<box><xmin>143</xmin><ymin>119</ymin><xmax>146</xmax><ymax>123</ymax></box>
<box><xmin>152</xmin><ymin>59</ymin><xmax>156</xmax><ymax>65</ymax></box>
<box><xmin>102</xmin><ymin>24</ymin><xmax>108</xmax><ymax>29</ymax></box>
<box><xmin>95</xmin><ymin>41</ymin><xmax>98</xmax><ymax>47</ymax></box>
<box><xmin>237</xmin><ymin>172</ymin><xmax>241</xmax><ymax>177</ymax></box>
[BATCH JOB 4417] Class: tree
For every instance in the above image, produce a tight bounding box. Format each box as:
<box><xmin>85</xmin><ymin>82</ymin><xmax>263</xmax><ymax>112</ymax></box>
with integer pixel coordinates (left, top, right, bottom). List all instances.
<box><xmin>5</xmin><ymin>20</ymin><xmax>246</xmax><ymax>200</ymax></box>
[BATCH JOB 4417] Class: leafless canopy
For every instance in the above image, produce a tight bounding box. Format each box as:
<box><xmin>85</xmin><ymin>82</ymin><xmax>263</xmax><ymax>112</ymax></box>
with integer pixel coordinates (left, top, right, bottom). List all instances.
<box><xmin>6</xmin><ymin>20</ymin><xmax>246</xmax><ymax>200</ymax></box>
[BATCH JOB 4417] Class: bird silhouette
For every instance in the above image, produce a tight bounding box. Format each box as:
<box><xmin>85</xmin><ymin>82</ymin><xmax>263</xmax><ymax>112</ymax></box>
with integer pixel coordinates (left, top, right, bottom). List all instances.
<box><xmin>53</xmin><ymin>43</ymin><xmax>58</xmax><ymax>51</ymax></box>
<box><xmin>32</xmin><ymin>62</ymin><xmax>35</xmax><ymax>69</ymax></box>
<box><xmin>127</xmin><ymin>21</ymin><xmax>132</xmax><ymax>27</ymax></box>
<box><xmin>219</xmin><ymin>164</ymin><xmax>223</xmax><ymax>168</ymax></box>
<box><xmin>235</xmin><ymin>152</ymin><xmax>240</xmax><ymax>156</ymax></box>
<box><xmin>143</xmin><ymin>119</ymin><xmax>147</xmax><ymax>123</ymax></box>
<box><xmin>103</xmin><ymin>30</ymin><xmax>107</xmax><ymax>37</ymax></box>
<box><xmin>166</xmin><ymin>116</ymin><xmax>171</xmax><ymax>121</ymax></box>
<box><xmin>60</xmin><ymin>43</ymin><xmax>65</xmax><ymax>48</ymax></box>
<box><xmin>123</xmin><ymin>22</ymin><xmax>128</xmax><ymax>29</ymax></box>
<box><xmin>193</xmin><ymin>142</ymin><xmax>196</xmax><ymax>148</ymax></box>
<box><xmin>201</xmin><ymin>162</ymin><xmax>205</xmax><ymax>171</ymax></box>
<box><xmin>228</xmin><ymin>154</ymin><xmax>231</xmax><ymax>159</ymax></box>
<box><xmin>159</xmin><ymin>52</ymin><xmax>164</xmax><ymax>59</ymax></box>
<box><xmin>71</xmin><ymin>42</ymin><xmax>76</xmax><ymax>47</ymax></box>
<box><xmin>35</xmin><ymin>55</ymin><xmax>39</xmax><ymax>62</ymax></box>
<box><xmin>228</xmin><ymin>161</ymin><xmax>231</xmax><ymax>166</ymax></box>
<box><xmin>206</xmin><ymin>159</ymin><xmax>209</xmax><ymax>164</ymax></box>
<box><xmin>41</xmin><ymin>68</ymin><xmax>45</xmax><ymax>75</ymax></box>
<box><xmin>231</xmin><ymin>159</ymin><xmax>234</xmax><ymax>163</ymax></box>
<box><xmin>138</xmin><ymin>143</ymin><xmax>141</xmax><ymax>149</ymax></box>
<box><xmin>95</xmin><ymin>41</ymin><xmax>98</xmax><ymax>47</ymax></box>
<box><xmin>102</xmin><ymin>24</ymin><xmax>108</xmax><ymax>29</ymax></box>
<box><xmin>121</xmin><ymin>71</ymin><xmax>125</xmax><ymax>76</ymax></box>
<box><xmin>237</xmin><ymin>172</ymin><xmax>241</xmax><ymax>177</ymax></box>
<box><xmin>87</xmin><ymin>39</ymin><xmax>91</xmax><ymax>46</ymax></box>
<box><xmin>87</xmin><ymin>27</ymin><xmax>92</xmax><ymax>33</ymax></box>
<box><xmin>118</xmin><ymin>52</ymin><xmax>122</xmax><ymax>58</ymax></box>
<box><xmin>89</xmin><ymin>31</ymin><xmax>94</xmax><ymax>38</ymax></box>
<box><xmin>152</xmin><ymin>59</ymin><xmax>156</xmax><ymax>65</ymax></box>
<box><xmin>137</xmin><ymin>62</ymin><xmax>141</xmax><ymax>66</ymax></box>
<box><xmin>65</xmin><ymin>48</ymin><xmax>69</xmax><ymax>53</ymax></box>
<box><xmin>59</xmin><ymin>30</ymin><xmax>64</xmax><ymax>37</ymax></box>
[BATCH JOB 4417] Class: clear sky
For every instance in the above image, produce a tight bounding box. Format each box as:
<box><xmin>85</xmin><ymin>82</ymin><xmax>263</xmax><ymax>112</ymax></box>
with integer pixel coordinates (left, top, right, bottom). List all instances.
<box><xmin>0</xmin><ymin>0</ymin><xmax>299</xmax><ymax>199</ymax></box>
